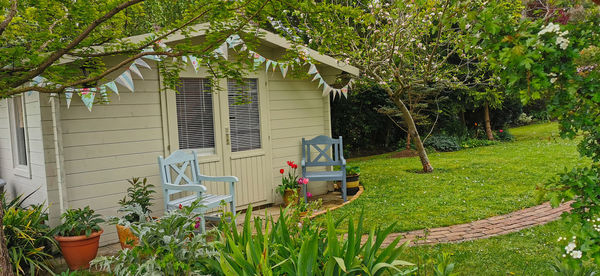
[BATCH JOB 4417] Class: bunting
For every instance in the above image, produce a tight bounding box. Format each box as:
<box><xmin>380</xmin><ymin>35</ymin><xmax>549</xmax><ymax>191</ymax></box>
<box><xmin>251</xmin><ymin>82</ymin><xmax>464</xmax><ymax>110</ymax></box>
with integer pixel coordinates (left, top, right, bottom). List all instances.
<box><xmin>34</xmin><ymin>33</ymin><xmax>353</xmax><ymax>111</ymax></box>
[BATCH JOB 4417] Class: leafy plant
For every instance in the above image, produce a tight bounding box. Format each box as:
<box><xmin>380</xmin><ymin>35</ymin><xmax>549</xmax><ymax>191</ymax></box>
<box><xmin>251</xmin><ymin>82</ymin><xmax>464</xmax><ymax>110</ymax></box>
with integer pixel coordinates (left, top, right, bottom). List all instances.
<box><xmin>117</xmin><ymin>177</ymin><xmax>155</xmax><ymax>223</ymax></box>
<box><xmin>53</xmin><ymin>206</ymin><xmax>104</xmax><ymax>237</ymax></box>
<box><xmin>346</xmin><ymin>165</ymin><xmax>360</xmax><ymax>177</ymax></box>
<box><xmin>494</xmin><ymin>129</ymin><xmax>515</xmax><ymax>142</ymax></box>
<box><xmin>276</xmin><ymin>161</ymin><xmax>305</xmax><ymax>196</ymax></box>
<box><xmin>2</xmin><ymin>192</ymin><xmax>55</xmax><ymax>275</ymax></box>
<box><xmin>424</xmin><ymin>136</ymin><xmax>461</xmax><ymax>152</ymax></box>
<box><xmin>92</xmin><ymin>200</ymin><xmax>219</xmax><ymax>275</ymax></box>
<box><xmin>217</xmin><ymin>206</ymin><xmax>414</xmax><ymax>275</ymax></box>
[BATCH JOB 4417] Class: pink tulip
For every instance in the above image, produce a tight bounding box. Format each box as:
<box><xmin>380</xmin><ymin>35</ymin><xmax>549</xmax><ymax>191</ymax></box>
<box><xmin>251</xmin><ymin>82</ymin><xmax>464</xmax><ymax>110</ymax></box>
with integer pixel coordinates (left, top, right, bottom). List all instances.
<box><xmin>307</xmin><ymin>192</ymin><xmax>313</xmax><ymax>198</ymax></box>
<box><xmin>302</xmin><ymin>178</ymin><xmax>309</xmax><ymax>185</ymax></box>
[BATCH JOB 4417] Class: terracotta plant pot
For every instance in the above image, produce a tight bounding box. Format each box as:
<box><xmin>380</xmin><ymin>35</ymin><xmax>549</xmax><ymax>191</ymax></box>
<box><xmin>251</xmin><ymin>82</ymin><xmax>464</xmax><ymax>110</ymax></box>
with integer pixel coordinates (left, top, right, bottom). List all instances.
<box><xmin>55</xmin><ymin>229</ymin><xmax>103</xmax><ymax>270</ymax></box>
<box><xmin>116</xmin><ymin>224</ymin><xmax>139</xmax><ymax>249</ymax></box>
<box><xmin>283</xmin><ymin>188</ymin><xmax>301</xmax><ymax>206</ymax></box>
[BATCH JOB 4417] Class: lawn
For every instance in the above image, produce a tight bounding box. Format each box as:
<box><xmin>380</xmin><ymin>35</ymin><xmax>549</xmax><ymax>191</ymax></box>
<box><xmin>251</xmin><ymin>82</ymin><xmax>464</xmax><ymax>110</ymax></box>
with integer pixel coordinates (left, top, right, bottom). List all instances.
<box><xmin>324</xmin><ymin>122</ymin><xmax>587</xmax><ymax>233</ymax></box>
<box><xmin>401</xmin><ymin>218</ymin><xmax>569</xmax><ymax>275</ymax></box>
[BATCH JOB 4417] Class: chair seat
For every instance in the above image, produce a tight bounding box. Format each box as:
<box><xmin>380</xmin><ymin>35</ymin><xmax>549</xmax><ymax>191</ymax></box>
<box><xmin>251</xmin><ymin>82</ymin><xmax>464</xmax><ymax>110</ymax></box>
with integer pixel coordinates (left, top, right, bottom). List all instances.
<box><xmin>167</xmin><ymin>193</ymin><xmax>233</xmax><ymax>211</ymax></box>
<box><xmin>304</xmin><ymin>170</ymin><xmax>344</xmax><ymax>181</ymax></box>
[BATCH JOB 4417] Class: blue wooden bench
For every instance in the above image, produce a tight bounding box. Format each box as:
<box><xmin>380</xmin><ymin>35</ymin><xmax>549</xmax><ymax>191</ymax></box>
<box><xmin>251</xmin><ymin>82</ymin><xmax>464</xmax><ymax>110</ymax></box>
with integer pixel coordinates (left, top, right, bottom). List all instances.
<box><xmin>301</xmin><ymin>135</ymin><xmax>347</xmax><ymax>202</ymax></box>
<box><xmin>158</xmin><ymin>150</ymin><xmax>238</xmax><ymax>232</ymax></box>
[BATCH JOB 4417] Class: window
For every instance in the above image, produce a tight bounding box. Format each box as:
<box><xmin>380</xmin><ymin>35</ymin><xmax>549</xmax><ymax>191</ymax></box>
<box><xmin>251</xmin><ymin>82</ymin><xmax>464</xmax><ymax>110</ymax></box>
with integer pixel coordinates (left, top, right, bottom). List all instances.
<box><xmin>228</xmin><ymin>78</ymin><xmax>261</xmax><ymax>152</ymax></box>
<box><xmin>176</xmin><ymin>78</ymin><xmax>215</xmax><ymax>154</ymax></box>
<box><xmin>9</xmin><ymin>95</ymin><xmax>29</xmax><ymax>177</ymax></box>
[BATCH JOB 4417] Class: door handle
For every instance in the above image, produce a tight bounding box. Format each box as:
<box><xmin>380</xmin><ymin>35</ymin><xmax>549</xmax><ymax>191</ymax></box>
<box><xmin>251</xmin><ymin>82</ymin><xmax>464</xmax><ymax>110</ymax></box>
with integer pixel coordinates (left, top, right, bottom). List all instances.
<box><xmin>225</xmin><ymin>127</ymin><xmax>231</xmax><ymax>145</ymax></box>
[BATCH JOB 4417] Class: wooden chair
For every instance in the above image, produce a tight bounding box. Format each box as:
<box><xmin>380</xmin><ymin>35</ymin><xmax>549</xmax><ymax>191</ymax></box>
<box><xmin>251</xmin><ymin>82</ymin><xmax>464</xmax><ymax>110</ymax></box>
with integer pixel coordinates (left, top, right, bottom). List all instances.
<box><xmin>301</xmin><ymin>135</ymin><xmax>347</xmax><ymax>202</ymax></box>
<box><xmin>158</xmin><ymin>150</ymin><xmax>238</xmax><ymax>232</ymax></box>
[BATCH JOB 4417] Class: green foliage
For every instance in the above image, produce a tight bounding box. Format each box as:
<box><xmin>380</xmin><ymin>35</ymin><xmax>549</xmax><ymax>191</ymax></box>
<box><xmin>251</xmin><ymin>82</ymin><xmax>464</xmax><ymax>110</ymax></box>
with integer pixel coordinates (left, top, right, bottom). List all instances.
<box><xmin>216</xmin><ymin>207</ymin><xmax>414</xmax><ymax>275</ymax></box>
<box><xmin>2</xmin><ymin>192</ymin><xmax>55</xmax><ymax>275</ymax></box>
<box><xmin>92</xmin><ymin>200</ymin><xmax>220</xmax><ymax>275</ymax></box>
<box><xmin>424</xmin><ymin>136</ymin><xmax>461</xmax><ymax>152</ymax></box>
<box><xmin>117</xmin><ymin>177</ymin><xmax>155</xmax><ymax>223</ymax></box>
<box><xmin>346</xmin><ymin>165</ymin><xmax>360</xmax><ymax>177</ymax></box>
<box><xmin>459</xmin><ymin>138</ymin><xmax>497</xmax><ymax>149</ymax></box>
<box><xmin>53</xmin><ymin>206</ymin><xmax>104</xmax><ymax>237</ymax></box>
<box><xmin>494</xmin><ymin>129</ymin><xmax>515</xmax><ymax>142</ymax></box>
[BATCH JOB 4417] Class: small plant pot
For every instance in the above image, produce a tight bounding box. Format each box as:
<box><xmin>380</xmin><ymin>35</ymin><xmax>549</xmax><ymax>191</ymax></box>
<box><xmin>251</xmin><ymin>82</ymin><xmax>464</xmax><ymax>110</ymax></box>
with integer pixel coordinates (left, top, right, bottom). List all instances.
<box><xmin>116</xmin><ymin>224</ymin><xmax>139</xmax><ymax>249</ymax></box>
<box><xmin>283</xmin><ymin>188</ymin><xmax>301</xmax><ymax>207</ymax></box>
<box><xmin>336</xmin><ymin>174</ymin><xmax>360</xmax><ymax>195</ymax></box>
<box><xmin>55</xmin><ymin>229</ymin><xmax>103</xmax><ymax>270</ymax></box>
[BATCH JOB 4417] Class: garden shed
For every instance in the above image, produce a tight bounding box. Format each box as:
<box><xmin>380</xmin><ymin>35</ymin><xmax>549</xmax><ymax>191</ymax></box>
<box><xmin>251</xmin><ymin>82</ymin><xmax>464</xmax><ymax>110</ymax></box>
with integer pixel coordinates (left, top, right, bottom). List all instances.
<box><xmin>0</xmin><ymin>26</ymin><xmax>359</xmax><ymax>244</ymax></box>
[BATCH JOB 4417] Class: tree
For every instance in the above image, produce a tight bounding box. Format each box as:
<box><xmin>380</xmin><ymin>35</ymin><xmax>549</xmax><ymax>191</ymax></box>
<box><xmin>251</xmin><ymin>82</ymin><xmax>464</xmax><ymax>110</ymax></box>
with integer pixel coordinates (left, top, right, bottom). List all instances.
<box><xmin>481</xmin><ymin>0</ymin><xmax>600</xmax><ymax>268</ymax></box>
<box><xmin>289</xmin><ymin>0</ymin><xmax>490</xmax><ymax>172</ymax></box>
<box><xmin>0</xmin><ymin>0</ymin><xmax>314</xmax><ymax>272</ymax></box>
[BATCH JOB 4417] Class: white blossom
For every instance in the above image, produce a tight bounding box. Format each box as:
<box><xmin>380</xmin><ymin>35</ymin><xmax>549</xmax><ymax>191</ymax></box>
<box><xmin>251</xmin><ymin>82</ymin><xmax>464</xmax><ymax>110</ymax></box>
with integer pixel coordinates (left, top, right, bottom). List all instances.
<box><xmin>570</xmin><ymin>250</ymin><xmax>582</xmax><ymax>259</ymax></box>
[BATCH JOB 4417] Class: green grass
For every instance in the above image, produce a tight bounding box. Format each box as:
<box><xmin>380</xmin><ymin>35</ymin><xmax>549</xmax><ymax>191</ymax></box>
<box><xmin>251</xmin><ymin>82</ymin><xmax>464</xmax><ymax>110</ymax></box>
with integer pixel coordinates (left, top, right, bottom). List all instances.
<box><xmin>402</xmin><ymin>218</ymin><xmax>569</xmax><ymax>275</ymax></box>
<box><xmin>324</xmin><ymin>122</ymin><xmax>586</xmax><ymax>233</ymax></box>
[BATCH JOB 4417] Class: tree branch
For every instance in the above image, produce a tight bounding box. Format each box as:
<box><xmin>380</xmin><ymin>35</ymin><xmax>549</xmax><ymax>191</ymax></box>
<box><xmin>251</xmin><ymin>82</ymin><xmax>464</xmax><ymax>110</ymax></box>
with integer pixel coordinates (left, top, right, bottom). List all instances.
<box><xmin>0</xmin><ymin>0</ymin><xmax>17</xmax><ymax>36</ymax></box>
<box><xmin>10</xmin><ymin>0</ymin><xmax>145</xmax><ymax>89</ymax></box>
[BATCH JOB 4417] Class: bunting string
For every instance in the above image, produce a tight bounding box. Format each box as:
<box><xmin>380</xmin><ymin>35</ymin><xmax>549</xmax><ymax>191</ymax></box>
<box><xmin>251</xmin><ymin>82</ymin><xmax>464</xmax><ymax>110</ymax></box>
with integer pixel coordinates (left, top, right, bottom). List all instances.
<box><xmin>29</xmin><ymin>34</ymin><xmax>353</xmax><ymax>111</ymax></box>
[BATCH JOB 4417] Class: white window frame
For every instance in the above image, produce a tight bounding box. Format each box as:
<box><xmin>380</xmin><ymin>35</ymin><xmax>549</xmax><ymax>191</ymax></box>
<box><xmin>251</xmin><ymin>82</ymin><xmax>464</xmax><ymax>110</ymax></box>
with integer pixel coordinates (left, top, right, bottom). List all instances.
<box><xmin>8</xmin><ymin>95</ymin><xmax>31</xmax><ymax>178</ymax></box>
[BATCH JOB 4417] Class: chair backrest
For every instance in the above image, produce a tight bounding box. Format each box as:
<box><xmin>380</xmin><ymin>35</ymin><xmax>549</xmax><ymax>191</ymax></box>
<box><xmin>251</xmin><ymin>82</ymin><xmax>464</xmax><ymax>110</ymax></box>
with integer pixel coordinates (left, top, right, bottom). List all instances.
<box><xmin>158</xmin><ymin>150</ymin><xmax>202</xmax><ymax>197</ymax></box>
<box><xmin>302</xmin><ymin>135</ymin><xmax>344</xmax><ymax>167</ymax></box>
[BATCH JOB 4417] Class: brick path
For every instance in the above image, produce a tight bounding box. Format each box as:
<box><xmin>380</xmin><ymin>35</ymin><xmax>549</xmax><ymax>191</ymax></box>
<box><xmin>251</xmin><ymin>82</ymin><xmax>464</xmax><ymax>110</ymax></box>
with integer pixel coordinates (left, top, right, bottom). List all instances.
<box><xmin>373</xmin><ymin>201</ymin><xmax>572</xmax><ymax>247</ymax></box>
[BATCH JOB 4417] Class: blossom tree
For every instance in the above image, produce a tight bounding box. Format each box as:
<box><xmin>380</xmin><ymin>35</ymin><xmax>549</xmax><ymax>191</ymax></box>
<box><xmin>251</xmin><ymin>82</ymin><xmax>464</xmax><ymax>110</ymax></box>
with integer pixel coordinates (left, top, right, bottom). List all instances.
<box><xmin>291</xmin><ymin>0</ymin><xmax>491</xmax><ymax>172</ymax></box>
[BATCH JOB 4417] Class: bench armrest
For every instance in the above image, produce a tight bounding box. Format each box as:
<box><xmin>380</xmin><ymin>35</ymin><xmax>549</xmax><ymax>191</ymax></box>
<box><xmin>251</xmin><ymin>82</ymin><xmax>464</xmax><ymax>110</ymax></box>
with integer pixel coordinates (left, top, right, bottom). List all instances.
<box><xmin>198</xmin><ymin>175</ymin><xmax>239</xmax><ymax>183</ymax></box>
<box><xmin>163</xmin><ymin>183</ymin><xmax>207</xmax><ymax>193</ymax></box>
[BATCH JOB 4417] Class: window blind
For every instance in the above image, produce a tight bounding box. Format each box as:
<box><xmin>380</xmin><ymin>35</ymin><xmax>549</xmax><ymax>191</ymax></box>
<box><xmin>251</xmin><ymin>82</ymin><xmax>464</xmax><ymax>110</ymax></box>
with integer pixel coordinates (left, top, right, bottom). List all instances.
<box><xmin>12</xmin><ymin>95</ymin><xmax>27</xmax><ymax>166</ymax></box>
<box><xmin>176</xmin><ymin>78</ymin><xmax>215</xmax><ymax>152</ymax></box>
<box><xmin>228</xmin><ymin>79</ymin><xmax>261</xmax><ymax>152</ymax></box>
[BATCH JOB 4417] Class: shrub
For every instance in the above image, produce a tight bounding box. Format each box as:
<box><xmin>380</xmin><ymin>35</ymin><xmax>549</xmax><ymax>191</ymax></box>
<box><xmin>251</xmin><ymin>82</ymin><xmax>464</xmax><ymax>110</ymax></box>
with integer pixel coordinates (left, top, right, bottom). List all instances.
<box><xmin>117</xmin><ymin>177</ymin><xmax>155</xmax><ymax>223</ymax></box>
<box><xmin>424</xmin><ymin>135</ymin><xmax>461</xmax><ymax>152</ymax></box>
<box><xmin>2</xmin><ymin>192</ymin><xmax>55</xmax><ymax>275</ymax></box>
<box><xmin>92</xmin><ymin>200</ymin><xmax>220</xmax><ymax>275</ymax></box>
<box><xmin>460</xmin><ymin>138</ymin><xmax>498</xmax><ymax>149</ymax></box>
<box><xmin>515</xmin><ymin>113</ymin><xmax>534</xmax><ymax>126</ymax></box>
<box><xmin>494</xmin><ymin>129</ymin><xmax>515</xmax><ymax>141</ymax></box>
<box><xmin>53</xmin><ymin>206</ymin><xmax>104</xmax><ymax>237</ymax></box>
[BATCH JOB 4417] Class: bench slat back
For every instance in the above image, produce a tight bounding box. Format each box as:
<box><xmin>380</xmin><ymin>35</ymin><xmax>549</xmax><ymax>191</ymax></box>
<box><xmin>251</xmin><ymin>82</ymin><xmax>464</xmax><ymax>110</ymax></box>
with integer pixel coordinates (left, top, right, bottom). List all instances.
<box><xmin>158</xmin><ymin>150</ymin><xmax>202</xmax><ymax>196</ymax></box>
<box><xmin>302</xmin><ymin>135</ymin><xmax>344</xmax><ymax>167</ymax></box>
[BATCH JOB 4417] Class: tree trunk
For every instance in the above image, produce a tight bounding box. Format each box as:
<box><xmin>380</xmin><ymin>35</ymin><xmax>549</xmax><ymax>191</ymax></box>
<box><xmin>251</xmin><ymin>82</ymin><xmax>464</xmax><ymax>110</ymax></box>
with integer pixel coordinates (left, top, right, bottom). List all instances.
<box><xmin>0</xmin><ymin>207</ymin><xmax>14</xmax><ymax>276</ymax></box>
<box><xmin>484</xmin><ymin>103</ymin><xmax>494</xmax><ymax>141</ymax></box>
<box><xmin>405</xmin><ymin>132</ymin><xmax>411</xmax><ymax>150</ymax></box>
<box><xmin>393</xmin><ymin>98</ymin><xmax>434</xmax><ymax>173</ymax></box>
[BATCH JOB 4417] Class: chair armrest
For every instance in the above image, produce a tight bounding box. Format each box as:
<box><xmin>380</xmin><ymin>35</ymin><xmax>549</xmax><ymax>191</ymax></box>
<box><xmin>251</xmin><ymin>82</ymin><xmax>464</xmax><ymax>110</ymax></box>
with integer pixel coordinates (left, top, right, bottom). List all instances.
<box><xmin>163</xmin><ymin>183</ymin><xmax>207</xmax><ymax>193</ymax></box>
<box><xmin>198</xmin><ymin>175</ymin><xmax>239</xmax><ymax>183</ymax></box>
<box><xmin>340</xmin><ymin>157</ymin><xmax>346</xmax><ymax>166</ymax></box>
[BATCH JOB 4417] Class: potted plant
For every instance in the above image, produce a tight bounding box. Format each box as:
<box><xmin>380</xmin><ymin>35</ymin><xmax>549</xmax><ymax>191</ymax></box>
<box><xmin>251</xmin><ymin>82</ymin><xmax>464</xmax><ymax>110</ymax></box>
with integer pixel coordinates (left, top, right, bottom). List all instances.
<box><xmin>276</xmin><ymin>161</ymin><xmax>309</xmax><ymax>206</ymax></box>
<box><xmin>53</xmin><ymin>206</ymin><xmax>105</xmax><ymax>270</ymax></box>
<box><xmin>334</xmin><ymin>165</ymin><xmax>361</xmax><ymax>195</ymax></box>
<box><xmin>111</xmin><ymin>177</ymin><xmax>155</xmax><ymax>249</ymax></box>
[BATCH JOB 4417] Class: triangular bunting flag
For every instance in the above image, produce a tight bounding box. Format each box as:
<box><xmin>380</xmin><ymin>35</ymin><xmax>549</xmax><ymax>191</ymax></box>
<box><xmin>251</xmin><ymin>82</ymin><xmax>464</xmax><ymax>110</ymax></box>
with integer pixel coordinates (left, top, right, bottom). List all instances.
<box><xmin>189</xmin><ymin>56</ymin><xmax>199</xmax><ymax>72</ymax></box>
<box><xmin>318</xmin><ymin>77</ymin><xmax>325</xmax><ymax>88</ymax></box>
<box><xmin>129</xmin><ymin>64</ymin><xmax>144</xmax><ymax>79</ymax></box>
<box><xmin>105</xmin><ymin>81</ymin><xmax>118</xmax><ymax>95</ymax></box>
<box><xmin>227</xmin><ymin>34</ymin><xmax>243</xmax><ymax>48</ymax></box>
<box><xmin>78</xmin><ymin>90</ymin><xmax>96</xmax><ymax>112</ymax></box>
<box><xmin>271</xmin><ymin>61</ymin><xmax>278</xmax><ymax>72</ymax></box>
<box><xmin>240</xmin><ymin>44</ymin><xmax>247</xmax><ymax>52</ymax></box>
<box><xmin>182</xmin><ymin>55</ymin><xmax>188</xmax><ymax>63</ymax></box>
<box><xmin>322</xmin><ymin>83</ymin><xmax>332</xmax><ymax>96</ymax></box>
<box><xmin>265</xmin><ymin>60</ymin><xmax>273</xmax><ymax>72</ymax></box>
<box><xmin>99</xmin><ymin>86</ymin><xmax>109</xmax><ymax>102</ymax></box>
<box><xmin>312</xmin><ymin>73</ymin><xmax>321</xmax><ymax>82</ymax></box>
<box><xmin>115</xmin><ymin>70</ymin><xmax>134</xmax><ymax>92</ymax></box>
<box><xmin>134</xmin><ymin>58</ymin><xmax>151</xmax><ymax>69</ymax></box>
<box><xmin>280</xmin><ymin>63</ymin><xmax>289</xmax><ymax>78</ymax></box>
<box><xmin>213</xmin><ymin>42</ymin><xmax>228</xmax><ymax>60</ymax></box>
<box><xmin>308</xmin><ymin>64</ymin><xmax>318</xmax><ymax>75</ymax></box>
<box><xmin>65</xmin><ymin>89</ymin><xmax>73</xmax><ymax>108</ymax></box>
